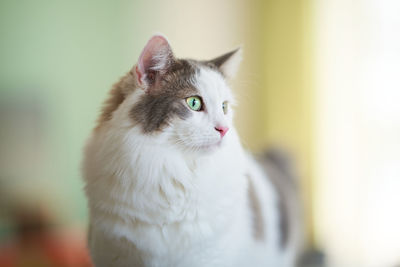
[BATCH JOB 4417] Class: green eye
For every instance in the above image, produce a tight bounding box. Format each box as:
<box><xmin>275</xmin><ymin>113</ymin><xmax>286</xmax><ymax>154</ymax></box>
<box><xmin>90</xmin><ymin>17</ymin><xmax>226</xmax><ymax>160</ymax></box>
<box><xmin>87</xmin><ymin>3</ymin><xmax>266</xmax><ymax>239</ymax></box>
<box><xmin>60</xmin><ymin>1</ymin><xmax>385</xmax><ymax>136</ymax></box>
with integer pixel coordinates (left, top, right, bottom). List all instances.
<box><xmin>222</xmin><ymin>101</ymin><xmax>228</xmax><ymax>114</ymax></box>
<box><xmin>186</xmin><ymin>96</ymin><xmax>202</xmax><ymax>111</ymax></box>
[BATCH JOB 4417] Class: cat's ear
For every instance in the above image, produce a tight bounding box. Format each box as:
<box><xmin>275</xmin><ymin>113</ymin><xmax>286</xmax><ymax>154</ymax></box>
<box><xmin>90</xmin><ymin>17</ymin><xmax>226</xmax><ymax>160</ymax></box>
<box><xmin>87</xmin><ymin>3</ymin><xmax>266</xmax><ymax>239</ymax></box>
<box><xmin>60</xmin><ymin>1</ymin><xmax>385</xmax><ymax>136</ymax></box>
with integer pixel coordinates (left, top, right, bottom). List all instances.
<box><xmin>209</xmin><ymin>47</ymin><xmax>242</xmax><ymax>79</ymax></box>
<box><xmin>134</xmin><ymin>35</ymin><xmax>175</xmax><ymax>90</ymax></box>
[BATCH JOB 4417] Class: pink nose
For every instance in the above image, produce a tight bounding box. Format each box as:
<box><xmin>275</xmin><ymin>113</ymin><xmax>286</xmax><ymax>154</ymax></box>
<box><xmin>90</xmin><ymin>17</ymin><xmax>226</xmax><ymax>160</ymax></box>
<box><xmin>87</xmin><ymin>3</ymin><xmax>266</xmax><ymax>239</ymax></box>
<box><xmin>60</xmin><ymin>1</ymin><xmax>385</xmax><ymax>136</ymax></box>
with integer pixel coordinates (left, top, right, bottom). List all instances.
<box><xmin>215</xmin><ymin>126</ymin><xmax>229</xmax><ymax>137</ymax></box>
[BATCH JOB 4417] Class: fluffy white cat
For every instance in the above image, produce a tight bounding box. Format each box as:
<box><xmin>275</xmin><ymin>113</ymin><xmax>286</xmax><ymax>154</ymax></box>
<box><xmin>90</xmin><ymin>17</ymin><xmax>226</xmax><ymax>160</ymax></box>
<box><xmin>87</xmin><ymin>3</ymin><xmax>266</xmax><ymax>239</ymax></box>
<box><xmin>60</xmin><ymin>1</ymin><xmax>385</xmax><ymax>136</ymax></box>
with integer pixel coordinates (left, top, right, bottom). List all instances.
<box><xmin>83</xmin><ymin>35</ymin><xmax>302</xmax><ymax>267</ymax></box>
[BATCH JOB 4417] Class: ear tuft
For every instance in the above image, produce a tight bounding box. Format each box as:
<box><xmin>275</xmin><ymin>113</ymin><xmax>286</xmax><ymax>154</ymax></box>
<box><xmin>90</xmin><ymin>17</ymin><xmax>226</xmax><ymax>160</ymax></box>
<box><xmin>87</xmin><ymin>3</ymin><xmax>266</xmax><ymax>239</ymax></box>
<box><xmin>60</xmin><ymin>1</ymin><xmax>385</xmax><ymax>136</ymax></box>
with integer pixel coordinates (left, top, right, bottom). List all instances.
<box><xmin>209</xmin><ymin>47</ymin><xmax>242</xmax><ymax>79</ymax></box>
<box><xmin>136</xmin><ymin>35</ymin><xmax>175</xmax><ymax>89</ymax></box>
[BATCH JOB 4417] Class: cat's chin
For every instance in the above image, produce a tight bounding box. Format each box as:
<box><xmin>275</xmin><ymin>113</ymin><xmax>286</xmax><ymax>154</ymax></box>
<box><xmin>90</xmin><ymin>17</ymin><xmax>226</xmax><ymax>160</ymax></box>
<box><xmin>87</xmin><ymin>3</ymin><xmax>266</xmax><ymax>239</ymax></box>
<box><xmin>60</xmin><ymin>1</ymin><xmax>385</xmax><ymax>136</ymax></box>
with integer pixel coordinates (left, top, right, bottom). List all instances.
<box><xmin>194</xmin><ymin>140</ymin><xmax>223</xmax><ymax>154</ymax></box>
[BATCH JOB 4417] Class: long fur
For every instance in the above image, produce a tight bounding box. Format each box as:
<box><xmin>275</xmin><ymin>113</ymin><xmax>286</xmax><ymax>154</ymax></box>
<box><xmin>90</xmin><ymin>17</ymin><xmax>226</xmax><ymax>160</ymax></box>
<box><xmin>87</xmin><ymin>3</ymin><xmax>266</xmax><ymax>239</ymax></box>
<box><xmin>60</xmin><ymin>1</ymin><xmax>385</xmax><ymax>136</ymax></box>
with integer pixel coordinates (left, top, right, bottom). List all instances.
<box><xmin>83</xmin><ymin>37</ymin><xmax>301</xmax><ymax>267</ymax></box>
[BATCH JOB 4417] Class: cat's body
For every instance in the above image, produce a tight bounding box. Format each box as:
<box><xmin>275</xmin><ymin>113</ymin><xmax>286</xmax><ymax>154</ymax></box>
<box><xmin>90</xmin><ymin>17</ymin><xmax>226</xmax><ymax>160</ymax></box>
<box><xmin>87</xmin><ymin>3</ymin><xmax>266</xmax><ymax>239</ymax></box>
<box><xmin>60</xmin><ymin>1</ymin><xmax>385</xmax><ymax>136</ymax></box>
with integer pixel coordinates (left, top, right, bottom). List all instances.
<box><xmin>83</xmin><ymin>35</ymin><xmax>302</xmax><ymax>267</ymax></box>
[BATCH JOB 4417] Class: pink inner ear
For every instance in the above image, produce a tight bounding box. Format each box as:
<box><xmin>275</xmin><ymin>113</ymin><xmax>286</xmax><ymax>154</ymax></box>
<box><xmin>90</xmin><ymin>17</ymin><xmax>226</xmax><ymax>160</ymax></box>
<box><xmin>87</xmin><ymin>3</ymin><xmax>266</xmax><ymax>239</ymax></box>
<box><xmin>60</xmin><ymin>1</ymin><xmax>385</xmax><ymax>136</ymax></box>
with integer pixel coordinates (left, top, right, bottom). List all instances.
<box><xmin>135</xmin><ymin>66</ymin><xmax>143</xmax><ymax>84</ymax></box>
<box><xmin>137</xmin><ymin>35</ymin><xmax>172</xmax><ymax>86</ymax></box>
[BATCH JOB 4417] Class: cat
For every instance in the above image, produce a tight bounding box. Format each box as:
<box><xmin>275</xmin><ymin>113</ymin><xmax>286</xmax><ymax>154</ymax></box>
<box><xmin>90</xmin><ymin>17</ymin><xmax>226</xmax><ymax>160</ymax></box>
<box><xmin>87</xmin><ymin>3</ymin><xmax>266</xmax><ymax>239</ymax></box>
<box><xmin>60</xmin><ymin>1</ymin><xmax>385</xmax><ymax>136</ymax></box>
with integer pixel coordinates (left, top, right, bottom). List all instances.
<box><xmin>82</xmin><ymin>35</ymin><xmax>302</xmax><ymax>267</ymax></box>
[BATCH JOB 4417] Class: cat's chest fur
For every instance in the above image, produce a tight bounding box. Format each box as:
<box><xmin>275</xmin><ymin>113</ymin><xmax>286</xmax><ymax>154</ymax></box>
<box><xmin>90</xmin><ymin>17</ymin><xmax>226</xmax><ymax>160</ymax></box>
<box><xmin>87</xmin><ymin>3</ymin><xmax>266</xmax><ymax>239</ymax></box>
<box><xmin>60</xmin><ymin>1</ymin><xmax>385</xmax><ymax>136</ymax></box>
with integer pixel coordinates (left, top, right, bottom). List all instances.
<box><xmin>84</xmin><ymin>128</ymin><xmax>253</xmax><ymax>266</ymax></box>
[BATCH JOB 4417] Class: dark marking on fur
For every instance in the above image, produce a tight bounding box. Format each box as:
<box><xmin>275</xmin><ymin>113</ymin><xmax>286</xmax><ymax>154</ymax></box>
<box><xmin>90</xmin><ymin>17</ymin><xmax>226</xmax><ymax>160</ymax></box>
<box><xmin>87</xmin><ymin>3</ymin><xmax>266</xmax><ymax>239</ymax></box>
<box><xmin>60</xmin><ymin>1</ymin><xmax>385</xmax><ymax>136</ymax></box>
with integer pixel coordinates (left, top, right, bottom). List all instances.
<box><xmin>131</xmin><ymin>94</ymin><xmax>191</xmax><ymax>132</ymax></box>
<box><xmin>247</xmin><ymin>174</ymin><xmax>266</xmax><ymax>241</ymax></box>
<box><xmin>278</xmin><ymin>188</ymin><xmax>290</xmax><ymax>248</ymax></box>
<box><xmin>257</xmin><ymin>149</ymin><xmax>299</xmax><ymax>249</ymax></box>
<box><xmin>130</xmin><ymin>59</ymin><xmax>201</xmax><ymax>133</ymax></box>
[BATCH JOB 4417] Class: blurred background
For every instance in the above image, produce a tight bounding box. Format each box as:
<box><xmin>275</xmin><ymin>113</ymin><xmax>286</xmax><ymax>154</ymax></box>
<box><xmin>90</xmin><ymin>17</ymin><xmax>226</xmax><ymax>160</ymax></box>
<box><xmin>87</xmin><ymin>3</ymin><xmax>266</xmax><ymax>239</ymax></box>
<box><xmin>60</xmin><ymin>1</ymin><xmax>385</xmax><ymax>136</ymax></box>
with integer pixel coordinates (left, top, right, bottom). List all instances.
<box><xmin>0</xmin><ymin>0</ymin><xmax>399</xmax><ymax>266</ymax></box>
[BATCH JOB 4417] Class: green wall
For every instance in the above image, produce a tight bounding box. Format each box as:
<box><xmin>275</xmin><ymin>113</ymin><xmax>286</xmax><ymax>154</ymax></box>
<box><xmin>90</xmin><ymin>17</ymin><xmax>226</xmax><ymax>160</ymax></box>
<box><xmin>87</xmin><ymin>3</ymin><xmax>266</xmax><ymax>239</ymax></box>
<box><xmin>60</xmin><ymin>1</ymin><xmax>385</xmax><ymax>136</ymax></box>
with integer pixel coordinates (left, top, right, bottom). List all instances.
<box><xmin>0</xmin><ymin>1</ymin><xmax>148</xmax><ymax>232</ymax></box>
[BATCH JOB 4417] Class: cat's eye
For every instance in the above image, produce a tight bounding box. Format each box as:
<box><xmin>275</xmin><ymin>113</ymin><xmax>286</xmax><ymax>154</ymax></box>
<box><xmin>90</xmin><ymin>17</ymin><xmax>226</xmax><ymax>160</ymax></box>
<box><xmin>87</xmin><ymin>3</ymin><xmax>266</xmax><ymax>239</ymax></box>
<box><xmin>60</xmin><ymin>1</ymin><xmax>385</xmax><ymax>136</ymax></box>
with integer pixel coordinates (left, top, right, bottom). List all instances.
<box><xmin>222</xmin><ymin>101</ymin><xmax>228</xmax><ymax>114</ymax></box>
<box><xmin>186</xmin><ymin>96</ymin><xmax>202</xmax><ymax>111</ymax></box>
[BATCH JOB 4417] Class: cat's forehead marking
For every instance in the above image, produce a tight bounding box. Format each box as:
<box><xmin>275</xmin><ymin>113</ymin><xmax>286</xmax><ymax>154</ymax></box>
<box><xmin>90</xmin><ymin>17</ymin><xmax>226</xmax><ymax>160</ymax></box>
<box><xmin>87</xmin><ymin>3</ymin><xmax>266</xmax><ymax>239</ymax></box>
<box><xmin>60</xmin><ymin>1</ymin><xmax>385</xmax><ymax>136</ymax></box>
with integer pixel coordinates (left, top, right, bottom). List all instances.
<box><xmin>130</xmin><ymin>59</ymin><xmax>202</xmax><ymax>133</ymax></box>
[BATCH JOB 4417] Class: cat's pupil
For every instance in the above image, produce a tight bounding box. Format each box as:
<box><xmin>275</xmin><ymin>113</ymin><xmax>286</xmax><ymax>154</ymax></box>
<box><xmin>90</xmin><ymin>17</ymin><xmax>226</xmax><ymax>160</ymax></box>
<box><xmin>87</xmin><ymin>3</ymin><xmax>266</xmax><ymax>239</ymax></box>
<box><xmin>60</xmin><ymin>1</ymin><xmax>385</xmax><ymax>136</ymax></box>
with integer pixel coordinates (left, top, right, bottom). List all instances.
<box><xmin>186</xmin><ymin>96</ymin><xmax>202</xmax><ymax>111</ymax></box>
<box><xmin>222</xmin><ymin>101</ymin><xmax>228</xmax><ymax>114</ymax></box>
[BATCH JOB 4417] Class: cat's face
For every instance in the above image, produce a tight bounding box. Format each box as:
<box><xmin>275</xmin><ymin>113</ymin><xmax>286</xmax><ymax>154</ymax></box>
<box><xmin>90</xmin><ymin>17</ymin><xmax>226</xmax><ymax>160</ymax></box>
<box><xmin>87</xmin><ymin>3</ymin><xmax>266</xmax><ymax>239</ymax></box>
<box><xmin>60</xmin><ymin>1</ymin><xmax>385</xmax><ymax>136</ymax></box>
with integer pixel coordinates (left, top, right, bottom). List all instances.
<box><xmin>103</xmin><ymin>35</ymin><xmax>241</xmax><ymax>153</ymax></box>
<box><xmin>168</xmin><ymin>66</ymin><xmax>235</xmax><ymax>152</ymax></box>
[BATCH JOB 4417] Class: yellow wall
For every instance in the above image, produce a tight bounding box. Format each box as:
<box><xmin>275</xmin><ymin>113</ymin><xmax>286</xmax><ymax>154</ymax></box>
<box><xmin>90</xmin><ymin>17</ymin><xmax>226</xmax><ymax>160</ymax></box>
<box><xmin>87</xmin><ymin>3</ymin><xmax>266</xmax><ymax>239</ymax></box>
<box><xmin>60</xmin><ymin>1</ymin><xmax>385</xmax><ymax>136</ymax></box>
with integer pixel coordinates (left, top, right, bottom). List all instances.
<box><xmin>247</xmin><ymin>0</ymin><xmax>315</xmax><ymax>245</ymax></box>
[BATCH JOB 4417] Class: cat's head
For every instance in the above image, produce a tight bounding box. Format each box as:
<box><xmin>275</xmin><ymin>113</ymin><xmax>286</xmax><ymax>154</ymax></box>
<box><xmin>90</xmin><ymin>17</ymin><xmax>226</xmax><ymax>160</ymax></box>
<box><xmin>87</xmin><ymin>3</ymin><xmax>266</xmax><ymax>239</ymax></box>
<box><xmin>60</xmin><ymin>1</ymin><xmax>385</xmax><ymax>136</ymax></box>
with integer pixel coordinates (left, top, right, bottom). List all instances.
<box><xmin>100</xmin><ymin>35</ymin><xmax>242</xmax><ymax>153</ymax></box>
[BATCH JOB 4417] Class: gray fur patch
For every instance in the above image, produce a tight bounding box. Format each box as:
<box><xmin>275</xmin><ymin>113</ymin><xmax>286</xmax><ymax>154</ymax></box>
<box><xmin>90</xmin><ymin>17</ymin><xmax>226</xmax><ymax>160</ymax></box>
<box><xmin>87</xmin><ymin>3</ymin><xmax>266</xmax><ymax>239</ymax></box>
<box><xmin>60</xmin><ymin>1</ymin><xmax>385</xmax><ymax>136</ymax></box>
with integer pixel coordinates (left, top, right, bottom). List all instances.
<box><xmin>247</xmin><ymin>174</ymin><xmax>266</xmax><ymax>242</ymax></box>
<box><xmin>130</xmin><ymin>59</ymin><xmax>201</xmax><ymax>133</ymax></box>
<box><xmin>257</xmin><ymin>149</ymin><xmax>300</xmax><ymax>250</ymax></box>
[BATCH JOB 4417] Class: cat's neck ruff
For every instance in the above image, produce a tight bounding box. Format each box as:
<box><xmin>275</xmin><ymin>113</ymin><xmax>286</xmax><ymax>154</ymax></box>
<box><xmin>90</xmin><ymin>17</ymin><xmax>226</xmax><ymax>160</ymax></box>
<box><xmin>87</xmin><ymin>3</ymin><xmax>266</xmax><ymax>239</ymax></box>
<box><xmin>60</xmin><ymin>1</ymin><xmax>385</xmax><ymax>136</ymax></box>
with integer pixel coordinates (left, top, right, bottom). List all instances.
<box><xmin>84</xmin><ymin>111</ymin><xmax>247</xmax><ymax>235</ymax></box>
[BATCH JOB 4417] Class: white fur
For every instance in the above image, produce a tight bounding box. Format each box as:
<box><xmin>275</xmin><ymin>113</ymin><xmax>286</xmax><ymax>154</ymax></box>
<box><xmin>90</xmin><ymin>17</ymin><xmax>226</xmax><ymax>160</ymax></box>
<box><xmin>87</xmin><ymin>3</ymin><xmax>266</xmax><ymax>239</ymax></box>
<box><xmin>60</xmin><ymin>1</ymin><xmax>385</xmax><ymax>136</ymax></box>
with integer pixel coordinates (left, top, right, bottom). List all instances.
<box><xmin>83</xmin><ymin>67</ymin><xmax>295</xmax><ymax>266</ymax></box>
